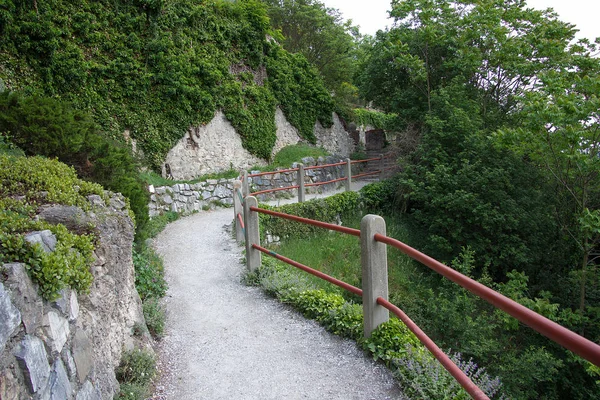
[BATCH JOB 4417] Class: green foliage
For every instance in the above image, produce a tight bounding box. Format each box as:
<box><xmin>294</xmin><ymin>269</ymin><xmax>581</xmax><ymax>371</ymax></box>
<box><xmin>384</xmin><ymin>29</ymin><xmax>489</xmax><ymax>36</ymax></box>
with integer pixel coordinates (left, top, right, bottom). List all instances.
<box><xmin>0</xmin><ymin>0</ymin><xmax>335</xmax><ymax>168</ymax></box>
<box><xmin>363</xmin><ymin>318</ymin><xmax>421</xmax><ymax>363</ymax></box>
<box><xmin>259</xmin><ymin>191</ymin><xmax>360</xmax><ymax>239</ymax></box>
<box><xmin>0</xmin><ymin>132</ymin><xmax>24</xmax><ymax>156</ymax></box>
<box><xmin>352</xmin><ymin>109</ymin><xmax>399</xmax><ymax>131</ymax></box>
<box><xmin>359</xmin><ymin>179</ymin><xmax>401</xmax><ymax>214</ymax></box>
<box><xmin>0</xmin><ymin>156</ymin><xmax>98</xmax><ymax>300</ymax></box>
<box><xmin>262</xmin><ymin>0</ymin><xmax>359</xmax><ymax>93</ymax></box>
<box><xmin>282</xmin><ymin>289</ymin><xmax>344</xmax><ymax>320</ymax></box>
<box><xmin>116</xmin><ymin>348</ymin><xmax>156</xmax><ymax>388</ymax></box>
<box><xmin>0</xmin><ymin>92</ymin><xmax>149</xmax><ymax>238</ymax></box>
<box><xmin>142</xmin><ymin>297</ymin><xmax>166</xmax><ymax>338</ymax></box>
<box><xmin>271</xmin><ymin>144</ymin><xmax>328</xmax><ymax>168</ymax></box>
<box><xmin>139</xmin><ymin>211</ymin><xmax>180</xmax><ymax>241</ymax></box>
<box><xmin>133</xmin><ymin>247</ymin><xmax>167</xmax><ymax>301</ymax></box>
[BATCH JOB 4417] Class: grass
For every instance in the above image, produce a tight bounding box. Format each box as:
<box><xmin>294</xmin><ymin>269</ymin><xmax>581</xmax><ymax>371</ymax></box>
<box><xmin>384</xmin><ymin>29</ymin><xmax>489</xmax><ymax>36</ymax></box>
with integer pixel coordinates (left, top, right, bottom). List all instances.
<box><xmin>140</xmin><ymin>169</ymin><xmax>239</xmax><ymax>187</ymax></box>
<box><xmin>268</xmin><ymin>213</ymin><xmax>421</xmax><ymax>304</ymax></box>
<box><xmin>270</xmin><ymin>144</ymin><xmax>328</xmax><ymax>168</ymax></box>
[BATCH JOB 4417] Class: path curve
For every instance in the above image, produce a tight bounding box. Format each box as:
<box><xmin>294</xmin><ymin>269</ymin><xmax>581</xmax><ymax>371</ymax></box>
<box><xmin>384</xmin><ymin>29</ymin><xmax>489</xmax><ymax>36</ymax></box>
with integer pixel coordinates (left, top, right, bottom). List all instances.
<box><xmin>151</xmin><ymin>206</ymin><xmax>402</xmax><ymax>399</ymax></box>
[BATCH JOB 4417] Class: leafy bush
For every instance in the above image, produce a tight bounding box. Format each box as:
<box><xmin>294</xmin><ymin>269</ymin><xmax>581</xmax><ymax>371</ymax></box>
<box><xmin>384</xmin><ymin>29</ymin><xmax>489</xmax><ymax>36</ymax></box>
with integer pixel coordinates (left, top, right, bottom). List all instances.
<box><xmin>0</xmin><ymin>156</ymin><xmax>100</xmax><ymax>300</ymax></box>
<box><xmin>259</xmin><ymin>191</ymin><xmax>360</xmax><ymax>239</ymax></box>
<box><xmin>0</xmin><ymin>92</ymin><xmax>150</xmax><ymax>238</ymax></box>
<box><xmin>352</xmin><ymin>108</ymin><xmax>400</xmax><ymax>131</ymax></box>
<box><xmin>272</xmin><ymin>144</ymin><xmax>328</xmax><ymax>168</ymax></box>
<box><xmin>116</xmin><ymin>348</ymin><xmax>156</xmax><ymax>393</ymax></box>
<box><xmin>133</xmin><ymin>247</ymin><xmax>167</xmax><ymax>301</ymax></box>
<box><xmin>142</xmin><ymin>297</ymin><xmax>165</xmax><ymax>338</ymax></box>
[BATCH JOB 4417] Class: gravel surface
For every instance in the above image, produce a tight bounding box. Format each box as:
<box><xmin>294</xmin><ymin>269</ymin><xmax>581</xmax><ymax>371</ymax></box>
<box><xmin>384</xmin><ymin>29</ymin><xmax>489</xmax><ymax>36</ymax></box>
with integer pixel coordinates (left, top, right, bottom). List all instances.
<box><xmin>150</xmin><ymin>195</ymin><xmax>402</xmax><ymax>400</ymax></box>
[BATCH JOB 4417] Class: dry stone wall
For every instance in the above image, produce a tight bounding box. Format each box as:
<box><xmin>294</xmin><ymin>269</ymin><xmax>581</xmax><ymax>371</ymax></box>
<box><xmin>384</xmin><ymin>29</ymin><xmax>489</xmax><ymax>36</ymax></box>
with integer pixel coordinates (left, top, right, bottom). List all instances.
<box><xmin>148</xmin><ymin>156</ymin><xmax>350</xmax><ymax>217</ymax></box>
<box><xmin>0</xmin><ymin>193</ymin><xmax>146</xmax><ymax>400</ymax></box>
<box><xmin>162</xmin><ymin>108</ymin><xmax>354</xmax><ymax>181</ymax></box>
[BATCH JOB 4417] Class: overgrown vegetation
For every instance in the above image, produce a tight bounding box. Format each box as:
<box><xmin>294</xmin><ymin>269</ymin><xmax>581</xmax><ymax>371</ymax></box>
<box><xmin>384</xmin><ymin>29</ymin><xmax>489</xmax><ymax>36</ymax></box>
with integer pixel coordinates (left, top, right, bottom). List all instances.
<box><xmin>115</xmin><ymin>348</ymin><xmax>156</xmax><ymax>400</ymax></box>
<box><xmin>270</xmin><ymin>144</ymin><xmax>328</xmax><ymax>168</ymax></box>
<box><xmin>0</xmin><ymin>155</ymin><xmax>102</xmax><ymax>300</ymax></box>
<box><xmin>0</xmin><ymin>0</ymin><xmax>335</xmax><ymax>168</ymax></box>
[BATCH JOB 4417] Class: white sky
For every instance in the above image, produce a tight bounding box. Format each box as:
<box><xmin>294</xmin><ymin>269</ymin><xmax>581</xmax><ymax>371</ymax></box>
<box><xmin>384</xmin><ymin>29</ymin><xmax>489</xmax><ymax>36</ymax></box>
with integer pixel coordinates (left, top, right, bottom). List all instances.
<box><xmin>321</xmin><ymin>0</ymin><xmax>600</xmax><ymax>41</ymax></box>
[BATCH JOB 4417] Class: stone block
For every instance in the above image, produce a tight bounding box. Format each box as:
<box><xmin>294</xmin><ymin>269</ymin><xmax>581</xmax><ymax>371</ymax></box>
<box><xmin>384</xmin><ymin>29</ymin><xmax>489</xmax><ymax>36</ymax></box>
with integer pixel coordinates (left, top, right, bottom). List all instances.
<box><xmin>184</xmin><ymin>183</ymin><xmax>191</xmax><ymax>190</ymax></box>
<box><xmin>214</xmin><ymin>185</ymin><xmax>232</xmax><ymax>199</ymax></box>
<box><xmin>109</xmin><ymin>196</ymin><xmax>126</xmax><ymax>211</ymax></box>
<box><xmin>24</xmin><ymin>230</ymin><xmax>57</xmax><ymax>253</ymax></box>
<box><xmin>49</xmin><ymin>358</ymin><xmax>72</xmax><ymax>400</ymax></box>
<box><xmin>70</xmin><ymin>291</ymin><xmax>79</xmax><ymax>321</ymax></box>
<box><xmin>0</xmin><ymin>282</ymin><xmax>21</xmax><ymax>352</ymax></box>
<box><xmin>162</xmin><ymin>194</ymin><xmax>173</xmax><ymax>205</ymax></box>
<box><xmin>207</xmin><ymin>179</ymin><xmax>218</xmax><ymax>185</ymax></box>
<box><xmin>3</xmin><ymin>263</ymin><xmax>42</xmax><ymax>335</ymax></box>
<box><xmin>172</xmin><ymin>184</ymin><xmax>180</xmax><ymax>193</ymax></box>
<box><xmin>86</xmin><ymin>195</ymin><xmax>104</xmax><ymax>207</ymax></box>
<box><xmin>201</xmin><ymin>191</ymin><xmax>212</xmax><ymax>200</ymax></box>
<box><xmin>148</xmin><ymin>184</ymin><xmax>155</xmax><ymax>194</ymax></box>
<box><xmin>44</xmin><ymin>311</ymin><xmax>69</xmax><ymax>354</ymax></box>
<box><xmin>75</xmin><ymin>381</ymin><xmax>101</xmax><ymax>400</ymax></box>
<box><xmin>72</xmin><ymin>330</ymin><xmax>93</xmax><ymax>383</ymax></box>
<box><xmin>62</xmin><ymin>349</ymin><xmax>77</xmax><ymax>381</ymax></box>
<box><xmin>155</xmin><ymin>187</ymin><xmax>166</xmax><ymax>195</ymax></box>
<box><xmin>14</xmin><ymin>335</ymin><xmax>50</xmax><ymax>394</ymax></box>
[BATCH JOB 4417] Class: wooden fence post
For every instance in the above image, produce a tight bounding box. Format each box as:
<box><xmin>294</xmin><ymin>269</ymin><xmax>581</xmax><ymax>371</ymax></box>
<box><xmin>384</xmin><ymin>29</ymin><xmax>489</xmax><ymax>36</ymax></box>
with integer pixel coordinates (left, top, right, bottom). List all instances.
<box><xmin>244</xmin><ymin>196</ymin><xmax>261</xmax><ymax>272</ymax></box>
<box><xmin>242</xmin><ymin>170</ymin><xmax>250</xmax><ymax>198</ymax></box>
<box><xmin>297</xmin><ymin>164</ymin><xmax>305</xmax><ymax>203</ymax></box>
<box><xmin>233</xmin><ymin>180</ymin><xmax>244</xmax><ymax>244</ymax></box>
<box><xmin>345</xmin><ymin>158</ymin><xmax>352</xmax><ymax>192</ymax></box>
<box><xmin>361</xmin><ymin>214</ymin><xmax>389</xmax><ymax>337</ymax></box>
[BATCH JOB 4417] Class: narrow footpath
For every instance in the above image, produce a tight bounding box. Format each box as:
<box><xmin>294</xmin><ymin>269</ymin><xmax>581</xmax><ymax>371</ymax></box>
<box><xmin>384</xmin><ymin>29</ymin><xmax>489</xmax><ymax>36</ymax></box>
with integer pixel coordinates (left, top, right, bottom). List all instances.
<box><xmin>150</xmin><ymin>191</ymin><xmax>402</xmax><ymax>399</ymax></box>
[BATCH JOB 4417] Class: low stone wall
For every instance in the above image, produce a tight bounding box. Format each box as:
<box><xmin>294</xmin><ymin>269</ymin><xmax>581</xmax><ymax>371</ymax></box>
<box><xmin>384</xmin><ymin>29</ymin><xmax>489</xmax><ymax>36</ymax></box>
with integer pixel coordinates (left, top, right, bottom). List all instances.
<box><xmin>148</xmin><ymin>179</ymin><xmax>235</xmax><ymax>217</ymax></box>
<box><xmin>148</xmin><ymin>156</ymin><xmax>353</xmax><ymax>217</ymax></box>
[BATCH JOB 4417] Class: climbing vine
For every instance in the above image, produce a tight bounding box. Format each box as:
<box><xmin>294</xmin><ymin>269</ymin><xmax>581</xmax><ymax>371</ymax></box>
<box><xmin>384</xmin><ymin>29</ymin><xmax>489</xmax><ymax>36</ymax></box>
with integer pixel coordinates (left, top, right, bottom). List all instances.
<box><xmin>0</xmin><ymin>0</ymin><xmax>335</xmax><ymax>168</ymax></box>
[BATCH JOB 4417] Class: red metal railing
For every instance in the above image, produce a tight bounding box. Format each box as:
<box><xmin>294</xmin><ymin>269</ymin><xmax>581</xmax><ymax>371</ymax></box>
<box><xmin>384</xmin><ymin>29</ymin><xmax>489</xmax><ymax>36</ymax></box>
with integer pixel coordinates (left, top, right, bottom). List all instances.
<box><xmin>245</xmin><ymin>155</ymin><xmax>388</xmax><ymax>197</ymax></box>
<box><xmin>244</xmin><ymin>204</ymin><xmax>600</xmax><ymax>399</ymax></box>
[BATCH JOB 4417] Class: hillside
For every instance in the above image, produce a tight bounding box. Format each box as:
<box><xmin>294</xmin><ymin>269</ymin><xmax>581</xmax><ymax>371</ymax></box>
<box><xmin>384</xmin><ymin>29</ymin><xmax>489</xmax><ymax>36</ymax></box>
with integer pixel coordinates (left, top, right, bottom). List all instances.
<box><xmin>0</xmin><ymin>0</ymin><xmax>335</xmax><ymax>168</ymax></box>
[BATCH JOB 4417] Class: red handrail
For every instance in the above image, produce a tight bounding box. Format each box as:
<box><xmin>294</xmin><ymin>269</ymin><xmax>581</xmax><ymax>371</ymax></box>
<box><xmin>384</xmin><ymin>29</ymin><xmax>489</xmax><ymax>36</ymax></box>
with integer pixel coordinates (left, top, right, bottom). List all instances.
<box><xmin>305</xmin><ymin>177</ymin><xmax>348</xmax><ymax>188</ymax></box>
<box><xmin>374</xmin><ymin>234</ymin><xmax>600</xmax><ymax>366</ymax></box>
<box><xmin>304</xmin><ymin>161</ymin><xmax>347</xmax><ymax>171</ymax></box>
<box><xmin>249</xmin><ymin>168</ymin><xmax>299</xmax><ymax>178</ymax></box>
<box><xmin>377</xmin><ymin>297</ymin><xmax>488</xmax><ymax>400</ymax></box>
<box><xmin>251</xmin><ymin>185</ymin><xmax>300</xmax><ymax>196</ymax></box>
<box><xmin>253</xmin><ymin>244</ymin><xmax>363</xmax><ymax>296</ymax></box>
<box><xmin>352</xmin><ymin>170</ymin><xmax>381</xmax><ymax>179</ymax></box>
<box><xmin>250</xmin><ymin>206</ymin><xmax>361</xmax><ymax>237</ymax></box>
<box><xmin>351</xmin><ymin>157</ymin><xmax>381</xmax><ymax>164</ymax></box>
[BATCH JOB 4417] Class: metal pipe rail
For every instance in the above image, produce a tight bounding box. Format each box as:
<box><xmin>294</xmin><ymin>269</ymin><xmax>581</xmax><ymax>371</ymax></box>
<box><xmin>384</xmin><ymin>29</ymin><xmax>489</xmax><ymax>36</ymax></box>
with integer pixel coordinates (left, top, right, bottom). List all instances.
<box><xmin>248</xmin><ymin>168</ymin><xmax>299</xmax><ymax>178</ymax></box>
<box><xmin>305</xmin><ymin>177</ymin><xmax>348</xmax><ymax>188</ymax></box>
<box><xmin>304</xmin><ymin>161</ymin><xmax>347</xmax><ymax>171</ymax></box>
<box><xmin>240</xmin><ymin>202</ymin><xmax>600</xmax><ymax>399</ymax></box>
<box><xmin>351</xmin><ymin>157</ymin><xmax>381</xmax><ymax>164</ymax></box>
<box><xmin>250</xmin><ymin>206</ymin><xmax>361</xmax><ymax>237</ymax></box>
<box><xmin>251</xmin><ymin>185</ymin><xmax>299</xmax><ymax>197</ymax></box>
<box><xmin>374</xmin><ymin>233</ymin><xmax>600</xmax><ymax>366</ymax></box>
<box><xmin>253</xmin><ymin>244</ymin><xmax>363</xmax><ymax>296</ymax></box>
<box><xmin>377</xmin><ymin>297</ymin><xmax>488</xmax><ymax>400</ymax></box>
<box><xmin>352</xmin><ymin>170</ymin><xmax>381</xmax><ymax>179</ymax></box>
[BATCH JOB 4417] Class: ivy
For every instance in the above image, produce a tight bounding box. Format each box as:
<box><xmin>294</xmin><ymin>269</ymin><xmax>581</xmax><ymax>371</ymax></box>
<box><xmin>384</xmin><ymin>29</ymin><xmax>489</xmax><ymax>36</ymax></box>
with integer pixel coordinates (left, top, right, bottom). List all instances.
<box><xmin>0</xmin><ymin>0</ymin><xmax>335</xmax><ymax>169</ymax></box>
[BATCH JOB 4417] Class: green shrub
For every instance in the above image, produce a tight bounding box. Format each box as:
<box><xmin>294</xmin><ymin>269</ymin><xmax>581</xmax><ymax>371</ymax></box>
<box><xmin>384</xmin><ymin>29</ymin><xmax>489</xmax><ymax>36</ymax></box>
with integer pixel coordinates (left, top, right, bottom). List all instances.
<box><xmin>116</xmin><ymin>383</ymin><xmax>149</xmax><ymax>400</ymax></box>
<box><xmin>0</xmin><ymin>156</ymin><xmax>99</xmax><ymax>300</ymax></box>
<box><xmin>259</xmin><ymin>191</ymin><xmax>360</xmax><ymax>239</ymax></box>
<box><xmin>0</xmin><ymin>93</ymin><xmax>149</xmax><ymax>238</ymax></box>
<box><xmin>362</xmin><ymin>318</ymin><xmax>421</xmax><ymax>364</ymax></box>
<box><xmin>116</xmin><ymin>348</ymin><xmax>156</xmax><ymax>386</ymax></box>
<box><xmin>133</xmin><ymin>247</ymin><xmax>167</xmax><ymax>301</ymax></box>
<box><xmin>142</xmin><ymin>297</ymin><xmax>165</xmax><ymax>338</ymax></box>
<box><xmin>282</xmin><ymin>289</ymin><xmax>345</xmax><ymax>320</ymax></box>
<box><xmin>352</xmin><ymin>108</ymin><xmax>400</xmax><ymax>131</ymax></box>
<box><xmin>139</xmin><ymin>211</ymin><xmax>179</xmax><ymax>241</ymax></box>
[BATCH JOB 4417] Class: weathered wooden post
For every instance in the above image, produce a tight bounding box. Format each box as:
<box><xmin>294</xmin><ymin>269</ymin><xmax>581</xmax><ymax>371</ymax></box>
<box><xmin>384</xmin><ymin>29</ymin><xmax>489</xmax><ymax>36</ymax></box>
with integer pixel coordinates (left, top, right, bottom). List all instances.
<box><xmin>244</xmin><ymin>196</ymin><xmax>261</xmax><ymax>272</ymax></box>
<box><xmin>297</xmin><ymin>163</ymin><xmax>305</xmax><ymax>203</ymax></box>
<box><xmin>242</xmin><ymin>170</ymin><xmax>250</xmax><ymax>198</ymax></box>
<box><xmin>233</xmin><ymin>180</ymin><xmax>244</xmax><ymax>244</ymax></box>
<box><xmin>345</xmin><ymin>158</ymin><xmax>352</xmax><ymax>192</ymax></box>
<box><xmin>361</xmin><ymin>214</ymin><xmax>389</xmax><ymax>337</ymax></box>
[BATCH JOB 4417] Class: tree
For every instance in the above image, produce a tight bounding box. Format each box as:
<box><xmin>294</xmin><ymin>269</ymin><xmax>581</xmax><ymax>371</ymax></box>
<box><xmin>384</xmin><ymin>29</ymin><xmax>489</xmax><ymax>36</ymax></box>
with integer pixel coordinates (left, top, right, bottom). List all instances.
<box><xmin>497</xmin><ymin>40</ymin><xmax>600</xmax><ymax>316</ymax></box>
<box><xmin>262</xmin><ymin>0</ymin><xmax>358</xmax><ymax>93</ymax></box>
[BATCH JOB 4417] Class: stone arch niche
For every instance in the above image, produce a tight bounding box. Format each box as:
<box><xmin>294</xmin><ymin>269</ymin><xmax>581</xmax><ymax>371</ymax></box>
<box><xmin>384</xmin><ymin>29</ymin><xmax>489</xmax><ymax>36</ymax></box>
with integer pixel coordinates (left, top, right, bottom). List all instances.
<box><xmin>365</xmin><ymin>129</ymin><xmax>386</xmax><ymax>151</ymax></box>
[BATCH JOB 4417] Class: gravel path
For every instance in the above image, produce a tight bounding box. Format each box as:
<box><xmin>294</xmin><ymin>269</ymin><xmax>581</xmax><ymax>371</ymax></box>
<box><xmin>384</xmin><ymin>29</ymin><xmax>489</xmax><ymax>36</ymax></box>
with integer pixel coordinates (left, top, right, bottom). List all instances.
<box><xmin>150</xmin><ymin>200</ymin><xmax>402</xmax><ymax>399</ymax></box>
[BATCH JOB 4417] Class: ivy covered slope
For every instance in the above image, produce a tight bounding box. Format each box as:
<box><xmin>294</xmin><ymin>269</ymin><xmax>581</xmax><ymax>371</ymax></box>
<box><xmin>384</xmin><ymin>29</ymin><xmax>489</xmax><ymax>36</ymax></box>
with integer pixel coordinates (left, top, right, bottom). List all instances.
<box><xmin>0</xmin><ymin>155</ymin><xmax>104</xmax><ymax>300</ymax></box>
<box><xmin>0</xmin><ymin>0</ymin><xmax>335</xmax><ymax>168</ymax></box>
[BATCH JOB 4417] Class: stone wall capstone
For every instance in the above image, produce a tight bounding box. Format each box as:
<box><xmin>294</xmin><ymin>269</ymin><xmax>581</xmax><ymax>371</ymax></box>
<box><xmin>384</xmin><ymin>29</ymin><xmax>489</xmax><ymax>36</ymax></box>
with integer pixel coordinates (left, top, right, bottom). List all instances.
<box><xmin>0</xmin><ymin>193</ymin><xmax>147</xmax><ymax>400</ymax></box>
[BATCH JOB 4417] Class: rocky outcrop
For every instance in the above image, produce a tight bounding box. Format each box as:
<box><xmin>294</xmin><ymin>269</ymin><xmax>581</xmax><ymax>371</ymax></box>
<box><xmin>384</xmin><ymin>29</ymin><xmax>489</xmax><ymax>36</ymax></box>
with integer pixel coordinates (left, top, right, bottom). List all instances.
<box><xmin>0</xmin><ymin>193</ymin><xmax>146</xmax><ymax>400</ymax></box>
<box><xmin>162</xmin><ymin>109</ymin><xmax>355</xmax><ymax>181</ymax></box>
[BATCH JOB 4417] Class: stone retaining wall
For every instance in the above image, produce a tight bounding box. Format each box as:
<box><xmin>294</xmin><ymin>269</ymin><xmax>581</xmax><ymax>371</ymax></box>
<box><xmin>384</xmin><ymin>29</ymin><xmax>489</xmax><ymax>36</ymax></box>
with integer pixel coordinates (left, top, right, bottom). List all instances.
<box><xmin>148</xmin><ymin>156</ymin><xmax>353</xmax><ymax>217</ymax></box>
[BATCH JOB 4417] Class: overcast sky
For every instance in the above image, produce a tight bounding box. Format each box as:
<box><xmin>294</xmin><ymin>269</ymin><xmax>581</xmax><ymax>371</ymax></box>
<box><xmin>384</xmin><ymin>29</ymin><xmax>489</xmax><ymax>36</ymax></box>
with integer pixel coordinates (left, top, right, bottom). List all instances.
<box><xmin>321</xmin><ymin>0</ymin><xmax>600</xmax><ymax>40</ymax></box>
